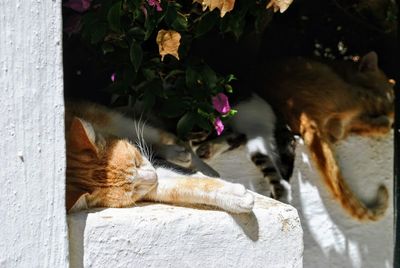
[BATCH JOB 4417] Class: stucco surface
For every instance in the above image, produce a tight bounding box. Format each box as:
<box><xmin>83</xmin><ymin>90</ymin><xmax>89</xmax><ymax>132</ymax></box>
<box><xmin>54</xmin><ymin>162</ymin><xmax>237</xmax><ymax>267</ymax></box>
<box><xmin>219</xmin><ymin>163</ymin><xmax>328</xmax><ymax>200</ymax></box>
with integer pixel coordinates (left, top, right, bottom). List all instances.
<box><xmin>0</xmin><ymin>0</ymin><xmax>68</xmax><ymax>267</ymax></box>
<box><xmin>68</xmin><ymin>194</ymin><xmax>303</xmax><ymax>268</ymax></box>
<box><xmin>208</xmin><ymin>132</ymin><xmax>393</xmax><ymax>268</ymax></box>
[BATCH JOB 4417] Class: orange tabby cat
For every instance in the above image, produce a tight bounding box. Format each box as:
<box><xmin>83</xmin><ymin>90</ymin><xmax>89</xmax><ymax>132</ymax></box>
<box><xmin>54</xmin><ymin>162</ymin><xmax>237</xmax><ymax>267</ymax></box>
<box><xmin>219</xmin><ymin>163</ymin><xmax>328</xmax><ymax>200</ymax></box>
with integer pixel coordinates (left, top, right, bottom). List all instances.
<box><xmin>65</xmin><ymin>102</ymin><xmax>254</xmax><ymax>213</ymax></box>
<box><xmin>257</xmin><ymin>51</ymin><xmax>394</xmax><ymax>221</ymax></box>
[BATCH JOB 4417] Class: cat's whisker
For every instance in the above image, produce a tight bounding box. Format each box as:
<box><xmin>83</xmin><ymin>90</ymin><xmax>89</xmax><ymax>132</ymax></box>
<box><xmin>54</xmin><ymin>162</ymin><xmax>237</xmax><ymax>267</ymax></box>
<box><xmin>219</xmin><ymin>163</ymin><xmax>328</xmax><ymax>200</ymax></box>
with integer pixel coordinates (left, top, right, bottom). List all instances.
<box><xmin>133</xmin><ymin>114</ymin><xmax>154</xmax><ymax>163</ymax></box>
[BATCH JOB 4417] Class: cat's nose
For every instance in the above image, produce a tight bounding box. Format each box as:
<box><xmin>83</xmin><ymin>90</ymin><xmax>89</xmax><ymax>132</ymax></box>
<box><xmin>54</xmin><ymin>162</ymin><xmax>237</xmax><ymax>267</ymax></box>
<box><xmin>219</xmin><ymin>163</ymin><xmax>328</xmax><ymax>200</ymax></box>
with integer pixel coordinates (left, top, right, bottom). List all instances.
<box><xmin>137</xmin><ymin>169</ymin><xmax>158</xmax><ymax>184</ymax></box>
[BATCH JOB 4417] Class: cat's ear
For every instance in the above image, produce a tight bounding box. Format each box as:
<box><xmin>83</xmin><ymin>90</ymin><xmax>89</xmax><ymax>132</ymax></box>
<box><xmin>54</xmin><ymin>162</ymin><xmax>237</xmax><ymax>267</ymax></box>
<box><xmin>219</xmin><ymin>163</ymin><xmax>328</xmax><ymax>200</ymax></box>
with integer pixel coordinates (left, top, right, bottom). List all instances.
<box><xmin>68</xmin><ymin>117</ymin><xmax>97</xmax><ymax>154</ymax></box>
<box><xmin>359</xmin><ymin>51</ymin><xmax>379</xmax><ymax>72</ymax></box>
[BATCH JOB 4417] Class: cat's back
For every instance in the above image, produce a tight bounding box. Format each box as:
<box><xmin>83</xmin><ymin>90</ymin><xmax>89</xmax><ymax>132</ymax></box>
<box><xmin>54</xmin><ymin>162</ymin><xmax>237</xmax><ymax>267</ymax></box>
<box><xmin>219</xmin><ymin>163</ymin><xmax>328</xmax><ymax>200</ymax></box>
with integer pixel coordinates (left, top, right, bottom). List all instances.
<box><xmin>257</xmin><ymin>57</ymin><xmax>352</xmax><ymax>102</ymax></box>
<box><xmin>65</xmin><ymin>101</ymin><xmax>119</xmax><ymax>134</ymax></box>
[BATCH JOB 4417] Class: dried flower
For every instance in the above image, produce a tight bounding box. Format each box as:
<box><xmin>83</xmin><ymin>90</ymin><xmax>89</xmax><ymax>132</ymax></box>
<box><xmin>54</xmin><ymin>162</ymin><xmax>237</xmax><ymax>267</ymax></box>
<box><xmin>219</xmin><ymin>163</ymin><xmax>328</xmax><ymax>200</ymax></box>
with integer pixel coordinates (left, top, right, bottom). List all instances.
<box><xmin>212</xmin><ymin>93</ymin><xmax>231</xmax><ymax>114</ymax></box>
<box><xmin>194</xmin><ymin>0</ymin><xmax>235</xmax><ymax>18</ymax></box>
<box><xmin>266</xmin><ymin>0</ymin><xmax>293</xmax><ymax>13</ymax></box>
<box><xmin>214</xmin><ymin>117</ymin><xmax>224</xmax><ymax>136</ymax></box>
<box><xmin>156</xmin><ymin>30</ymin><xmax>181</xmax><ymax>61</ymax></box>
<box><xmin>64</xmin><ymin>0</ymin><xmax>91</xmax><ymax>13</ymax></box>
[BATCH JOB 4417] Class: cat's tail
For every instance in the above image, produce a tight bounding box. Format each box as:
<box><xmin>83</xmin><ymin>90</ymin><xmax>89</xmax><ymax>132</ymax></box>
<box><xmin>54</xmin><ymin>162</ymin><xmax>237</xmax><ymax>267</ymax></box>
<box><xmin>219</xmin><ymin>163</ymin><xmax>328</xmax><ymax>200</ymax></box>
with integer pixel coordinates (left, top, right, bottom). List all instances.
<box><xmin>303</xmin><ymin>125</ymin><xmax>388</xmax><ymax>221</ymax></box>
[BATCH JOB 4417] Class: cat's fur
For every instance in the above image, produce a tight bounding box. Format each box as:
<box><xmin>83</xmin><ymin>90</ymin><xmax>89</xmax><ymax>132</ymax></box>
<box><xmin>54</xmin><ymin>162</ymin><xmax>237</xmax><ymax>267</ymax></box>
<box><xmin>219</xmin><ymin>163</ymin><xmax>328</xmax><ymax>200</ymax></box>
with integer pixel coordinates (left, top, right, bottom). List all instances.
<box><xmin>195</xmin><ymin>52</ymin><xmax>394</xmax><ymax>221</ymax></box>
<box><xmin>255</xmin><ymin>51</ymin><xmax>394</xmax><ymax>221</ymax></box>
<box><xmin>65</xmin><ymin>101</ymin><xmax>254</xmax><ymax>213</ymax></box>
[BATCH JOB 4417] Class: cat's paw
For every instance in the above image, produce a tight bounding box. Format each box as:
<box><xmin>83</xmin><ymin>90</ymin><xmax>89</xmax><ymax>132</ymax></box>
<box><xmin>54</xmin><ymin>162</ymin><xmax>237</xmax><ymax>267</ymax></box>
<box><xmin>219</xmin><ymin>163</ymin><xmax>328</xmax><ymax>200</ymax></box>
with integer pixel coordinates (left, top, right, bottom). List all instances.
<box><xmin>216</xmin><ymin>183</ymin><xmax>255</xmax><ymax>213</ymax></box>
<box><xmin>196</xmin><ymin>142</ymin><xmax>214</xmax><ymax>159</ymax></box>
<box><xmin>158</xmin><ymin>144</ymin><xmax>192</xmax><ymax>167</ymax></box>
<box><xmin>196</xmin><ymin>134</ymin><xmax>246</xmax><ymax>160</ymax></box>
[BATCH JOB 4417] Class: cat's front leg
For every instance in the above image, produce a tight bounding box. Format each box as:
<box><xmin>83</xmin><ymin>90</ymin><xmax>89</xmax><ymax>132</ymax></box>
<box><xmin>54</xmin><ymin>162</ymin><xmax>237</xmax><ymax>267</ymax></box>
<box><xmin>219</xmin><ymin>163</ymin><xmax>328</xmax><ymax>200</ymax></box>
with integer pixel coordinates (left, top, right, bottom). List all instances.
<box><xmin>143</xmin><ymin>173</ymin><xmax>254</xmax><ymax>213</ymax></box>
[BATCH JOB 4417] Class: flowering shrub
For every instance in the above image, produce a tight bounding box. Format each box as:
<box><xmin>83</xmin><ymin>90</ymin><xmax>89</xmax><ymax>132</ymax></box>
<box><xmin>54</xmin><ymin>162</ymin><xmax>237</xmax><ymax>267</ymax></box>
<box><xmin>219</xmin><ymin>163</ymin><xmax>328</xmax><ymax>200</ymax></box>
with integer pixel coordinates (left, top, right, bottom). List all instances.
<box><xmin>63</xmin><ymin>0</ymin><xmax>291</xmax><ymax>137</ymax></box>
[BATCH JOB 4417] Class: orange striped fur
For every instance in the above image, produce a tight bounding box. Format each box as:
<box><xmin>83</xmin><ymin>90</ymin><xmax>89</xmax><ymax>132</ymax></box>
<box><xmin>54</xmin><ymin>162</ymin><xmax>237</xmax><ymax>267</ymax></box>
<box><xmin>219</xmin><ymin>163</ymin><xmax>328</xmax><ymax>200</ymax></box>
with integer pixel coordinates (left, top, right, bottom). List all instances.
<box><xmin>258</xmin><ymin>52</ymin><xmax>394</xmax><ymax>221</ymax></box>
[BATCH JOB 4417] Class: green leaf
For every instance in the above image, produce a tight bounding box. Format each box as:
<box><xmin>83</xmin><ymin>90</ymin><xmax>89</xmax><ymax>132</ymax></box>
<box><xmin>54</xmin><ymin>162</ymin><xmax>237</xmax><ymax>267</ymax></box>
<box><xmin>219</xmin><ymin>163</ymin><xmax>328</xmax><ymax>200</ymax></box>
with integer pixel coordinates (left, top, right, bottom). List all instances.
<box><xmin>228</xmin><ymin>109</ymin><xmax>237</xmax><ymax>116</ymax></box>
<box><xmin>225</xmin><ymin>74</ymin><xmax>237</xmax><ymax>83</ymax></box>
<box><xmin>142</xmin><ymin>91</ymin><xmax>156</xmax><ymax>112</ymax></box>
<box><xmin>142</xmin><ymin>79</ymin><xmax>163</xmax><ymax>96</ymax></box>
<box><xmin>195</xmin><ymin>12</ymin><xmax>218</xmax><ymax>38</ymax></box>
<box><xmin>131</xmin><ymin>0</ymin><xmax>143</xmax><ymax>9</ymax></box>
<box><xmin>144</xmin><ymin>18</ymin><xmax>157</xmax><ymax>40</ymax></box>
<box><xmin>200</xmin><ymin>65</ymin><xmax>217</xmax><ymax>89</ymax></box>
<box><xmin>101</xmin><ymin>43</ymin><xmax>114</xmax><ymax>54</ymax></box>
<box><xmin>165</xmin><ymin>6</ymin><xmax>178</xmax><ymax>27</ymax></box>
<box><xmin>171</xmin><ymin>13</ymin><xmax>188</xmax><ymax>31</ymax></box>
<box><xmin>195</xmin><ymin>114</ymin><xmax>212</xmax><ymax>131</ymax></box>
<box><xmin>225</xmin><ymin>84</ymin><xmax>233</xmax><ymax>93</ymax></box>
<box><xmin>177</xmin><ymin>112</ymin><xmax>196</xmax><ymax>138</ymax></box>
<box><xmin>128</xmin><ymin>27</ymin><xmax>146</xmax><ymax>41</ymax></box>
<box><xmin>185</xmin><ymin>66</ymin><xmax>200</xmax><ymax>88</ymax></box>
<box><xmin>197</xmin><ymin>102</ymin><xmax>214</xmax><ymax>113</ymax></box>
<box><xmin>107</xmin><ymin>1</ymin><xmax>122</xmax><ymax>32</ymax></box>
<box><xmin>165</xmin><ymin>69</ymin><xmax>185</xmax><ymax>81</ymax></box>
<box><xmin>130</xmin><ymin>41</ymin><xmax>143</xmax><ymax>72</ymax></box>
<box><xmin>91</xmin><ymin>23</ymin><xmax>107</xmax><ymax>44</ymax></box>
<box><xmin>142</xmin><ymin>68</ymin><xmax>156</xmax><ymax>80</ymax></box>
<box><xmin>160</xmin><ymin>98</ymin><xmax>187</xmax><ymax>118</ymax></box>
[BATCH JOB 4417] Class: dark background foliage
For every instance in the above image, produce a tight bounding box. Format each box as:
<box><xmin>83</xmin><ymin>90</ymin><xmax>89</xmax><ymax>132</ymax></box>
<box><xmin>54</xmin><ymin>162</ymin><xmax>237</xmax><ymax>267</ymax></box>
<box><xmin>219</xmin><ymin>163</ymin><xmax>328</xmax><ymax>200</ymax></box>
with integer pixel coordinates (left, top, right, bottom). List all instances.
<box><xmin>63</xmin><ymin>0</ymin><xmax>399</xmax><ymax>137</ymax></box>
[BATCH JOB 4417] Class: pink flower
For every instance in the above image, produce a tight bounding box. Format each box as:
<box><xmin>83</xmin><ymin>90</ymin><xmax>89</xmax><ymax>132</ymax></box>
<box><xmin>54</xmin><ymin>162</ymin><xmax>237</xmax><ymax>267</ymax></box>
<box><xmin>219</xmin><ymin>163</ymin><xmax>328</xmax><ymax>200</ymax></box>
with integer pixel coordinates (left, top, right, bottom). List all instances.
<box><xmin>147</xmin><ymin>0</ymin><xmax>162</xmax><ymax>12</ymax></box>
<box><xmin>212</xmin><ymin>93</ymin><xmax>231</xmax><ymax>114</ymax></box>
<box><xmin>214</xmin><ymin>117</ymin><xmax>224</xmax><ymax>136</ymax></box>
<box><xmin>111</xmin><ymin>73</ymin><xmax>116</xmax><ymax>82</ymax></box>
<box><xmin>64</xmin><ymin>0</ymin><xmax>91</xmax><ymax>13</ymax></box>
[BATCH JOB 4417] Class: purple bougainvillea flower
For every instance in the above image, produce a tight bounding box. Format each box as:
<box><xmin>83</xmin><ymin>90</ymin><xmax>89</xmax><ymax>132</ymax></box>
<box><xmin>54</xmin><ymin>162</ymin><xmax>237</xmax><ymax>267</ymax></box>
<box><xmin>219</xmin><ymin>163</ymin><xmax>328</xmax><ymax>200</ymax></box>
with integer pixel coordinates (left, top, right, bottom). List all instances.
<box><xmin>111</xmin><ymin>73</ymin><xmax>116</xmax><ymax>82</ymax></box>
<box><xmin>64</xmin><ymin>0</ymin><xmax>91</xmax><ymax>13</ymax></box>
<box><xmin>212</xmin><ymin>93</ymin><xmax>231</xmax><ymax>114</ymax></box>
<box><xmin>147</xmin><ymin>0</ymin><xmax>162</xmax><ymax>12</ymax></box>
<box><xmin>64</xmin><ymin>14</ymin><xmax>82</xmax><ymax>35</ymax></box>
<box><xmin>214</xmin><ymin>117</ymin><xmax>224</xmax><ymax>136</ymax></box>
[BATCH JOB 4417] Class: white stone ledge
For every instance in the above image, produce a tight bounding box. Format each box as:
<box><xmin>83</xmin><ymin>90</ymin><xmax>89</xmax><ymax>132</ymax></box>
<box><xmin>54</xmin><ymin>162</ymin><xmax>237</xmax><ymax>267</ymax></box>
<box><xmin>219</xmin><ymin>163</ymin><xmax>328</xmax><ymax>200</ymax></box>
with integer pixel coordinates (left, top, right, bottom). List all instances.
<box><xmin>206</xmin><ymin>132</ymin><xmax>394</xmax><ymax>268</ymax></box>
<box><xmin>68</xmin><ymin>193</ymin><xmax>303</xmax><ymax>268</ymax></box>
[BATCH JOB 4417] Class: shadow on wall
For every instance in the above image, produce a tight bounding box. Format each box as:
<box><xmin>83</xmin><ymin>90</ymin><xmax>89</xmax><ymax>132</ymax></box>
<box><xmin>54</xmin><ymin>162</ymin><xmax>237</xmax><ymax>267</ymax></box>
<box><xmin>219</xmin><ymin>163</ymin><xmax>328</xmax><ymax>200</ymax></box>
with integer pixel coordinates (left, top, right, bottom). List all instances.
<box><xmin>68</xmin><ymin>211</ymin><xmax>88</xmax><ymax>268</ymax></box>
<box><xmin>207</xmin><ymin>132</ymin><xmax>394</xmax><ymax>268</ymax></box>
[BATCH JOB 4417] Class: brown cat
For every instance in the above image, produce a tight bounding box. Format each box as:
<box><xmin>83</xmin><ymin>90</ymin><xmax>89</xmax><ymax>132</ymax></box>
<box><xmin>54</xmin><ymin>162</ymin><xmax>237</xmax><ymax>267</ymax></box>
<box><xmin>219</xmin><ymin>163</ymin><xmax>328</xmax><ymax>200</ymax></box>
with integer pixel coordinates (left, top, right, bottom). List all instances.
<box><xmin>256</xmin><ymin>51</ymin><xmax>394</xmax><ymax>221</ymax></box>
<box><xmin>65</xmin><ymin>101</ymin><xmax>254</xmax><ymax>213</ymax></box>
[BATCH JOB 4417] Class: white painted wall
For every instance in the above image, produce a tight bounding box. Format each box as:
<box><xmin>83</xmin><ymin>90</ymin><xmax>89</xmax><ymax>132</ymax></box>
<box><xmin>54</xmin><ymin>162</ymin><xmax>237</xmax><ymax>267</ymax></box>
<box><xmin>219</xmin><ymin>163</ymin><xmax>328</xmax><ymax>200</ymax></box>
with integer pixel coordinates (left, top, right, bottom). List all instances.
<box><xmin>208</xmin><ymin>132</ymin><xmax>393</xmax><ymax>268</ymax></box>
<box><xmin>68</xmin><ymin>194</ymin><xmax>303</xmax><ymax>268</ymax></box>
<box><xmin>0</xmin><ymin>0</ymin><xmax>68</xmax><ymax>267</ymax></box>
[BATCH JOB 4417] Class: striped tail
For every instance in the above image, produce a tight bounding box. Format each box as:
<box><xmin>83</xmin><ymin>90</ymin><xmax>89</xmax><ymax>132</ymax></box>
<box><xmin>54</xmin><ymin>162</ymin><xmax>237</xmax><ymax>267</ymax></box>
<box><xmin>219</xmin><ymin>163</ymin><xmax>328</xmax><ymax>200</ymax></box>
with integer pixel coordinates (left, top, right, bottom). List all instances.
<box><xmin>303</xmin><ymin>125</ymin><xmax>388</xmax><ymax>221</ymax></box>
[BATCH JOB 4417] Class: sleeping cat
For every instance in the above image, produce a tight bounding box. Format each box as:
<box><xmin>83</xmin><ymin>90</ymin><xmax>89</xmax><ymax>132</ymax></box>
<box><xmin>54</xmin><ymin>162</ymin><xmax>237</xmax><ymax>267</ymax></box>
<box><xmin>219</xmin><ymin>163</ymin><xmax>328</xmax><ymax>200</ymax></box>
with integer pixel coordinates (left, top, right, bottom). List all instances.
<box><xmin>196</xmin><ymin>51</ymin><xmax>394</xmax><ymax>221</ymax></box>
<box><xmin>65</xmin><ymin>101</ymin><xmax>254</xmax><ymax>213</ymax></box>
<box><xmin>257</xmin><ymin>51</ymin><xmax>394</xmax><ymax>221</ymax></box>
